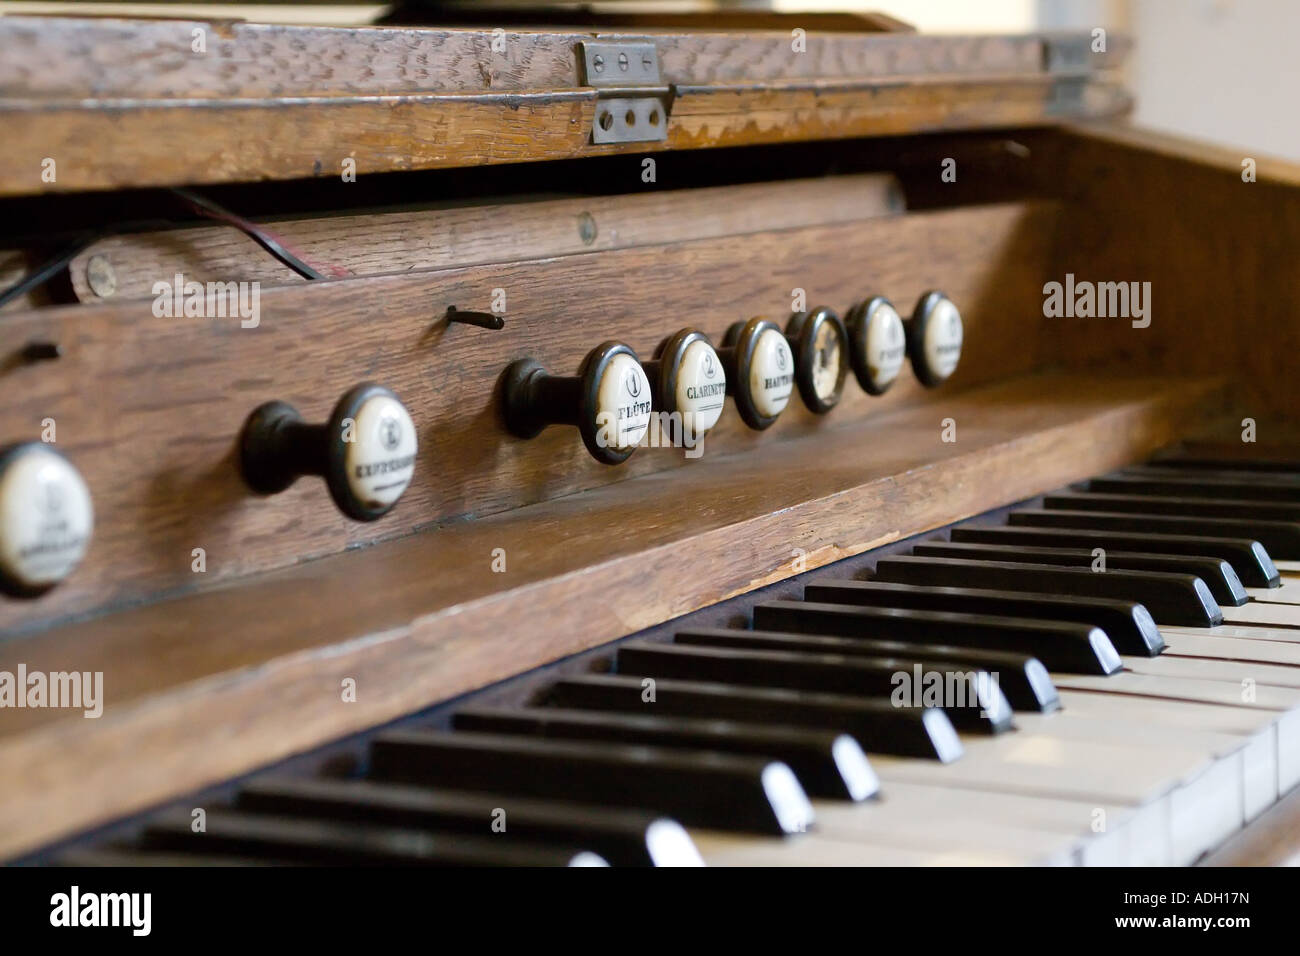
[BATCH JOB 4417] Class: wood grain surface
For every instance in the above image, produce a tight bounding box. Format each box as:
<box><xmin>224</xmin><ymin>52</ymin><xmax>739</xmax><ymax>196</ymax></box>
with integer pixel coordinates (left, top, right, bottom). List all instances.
<box><xmin>1036</xmin><ymin>125</ymin><xmax>1300</xmax><ymax>418</ymax></box>
<box><xmin>66</xmin><ymin>173</ymin><xmax>905</xmax><ymax>303</ymax></box>
<box><xmin>0</xmin><ymin>20</ymin><xmax>1066</xmax><ymax>99</ymax></box>
<box><xmin>0</xmin><ymin>370</ymin><xmax>1221</xmax><ymax>860</ymax></box>
<box><xmin>0</xmin><ymin>76</ymin><xmax>1129</xmax><ymax>196</ymax></box>
<box><xmin>0</xmin><ymin>17</ymin><xmax>1130</xmax><ymax>194</ymax></box>
<box><xmin>0</xmin><ymin>199</ymin><xmax>1064</xmax><ymax>634</ymax></box>
<box><xmin>896</xmin><ymin>123</ymin><xmax>1300</xmax><ymax>417</ymax></box>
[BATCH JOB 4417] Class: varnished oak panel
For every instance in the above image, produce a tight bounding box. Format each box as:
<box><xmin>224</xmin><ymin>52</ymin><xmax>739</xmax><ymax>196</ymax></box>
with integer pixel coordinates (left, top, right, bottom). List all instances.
<box><xmin>0</xmin><ymin>18</ymin><xmax>1127</xmax><ymax>193</ymax></box>
<box><xmin>0</xmin><ymin>200</ymin><xmax>1063</xmax><ymax>632</ymax></box>
<box><xmin>66</xmin><ymin>173</ymin><xmax>904</xmax><ymax>303</ymax></box>
<box><xmin>1037</xmin><ymin>125</ymin><xmax>1300</xmax><ymax>417</ymax></box>
<box><xmin>0</xmin><ymin>77</ymin><xmax>1128</xmax><ymax>196</ymax></box>
<box><xmin>0</xmin><ymin>20</ymin><xmax>1063</xmax><ymax>99</ymax></box>
<box><xmin>0</xmin><ymin>371</ymin><xmax>1223</xmax><ymax>859</ymax></box>
<box><xmin>902</xmin><ymin>124</ymin><xmax>1300</xmax><ymax>416</ymax></box>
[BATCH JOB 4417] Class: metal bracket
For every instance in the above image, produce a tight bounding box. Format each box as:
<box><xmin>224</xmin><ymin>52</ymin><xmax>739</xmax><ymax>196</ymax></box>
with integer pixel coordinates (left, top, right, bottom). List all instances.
<box><xmin>1045</xmin><ymin>76</ymin><xmax>1088</xmax><ymax>116</ymax></box>
<box><xmin>578</xmin><ymin>41</ymin><xmax>670</xmax><ymax>144</ymax></box>
<box><xmin>1041</xmin><ymin>34</ymin><xmax>1098</xmax><ymax>73</ymax></box>
<box><xmin>580</xmin><ymin>41</ymin><xmax>662</xmax><ymax>87</ymax></box>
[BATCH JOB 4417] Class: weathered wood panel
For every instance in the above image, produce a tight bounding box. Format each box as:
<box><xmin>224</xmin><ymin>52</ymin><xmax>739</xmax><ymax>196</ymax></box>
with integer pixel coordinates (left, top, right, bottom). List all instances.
<box><xmin>0</xmin><ymin>201</ymin><xmax>1063</xmax><ymax>632</ymax></box>
<box><xmin>66</xmin><ymin>173</ymin><xmax>904</xmax><ymax>302</ymax></box>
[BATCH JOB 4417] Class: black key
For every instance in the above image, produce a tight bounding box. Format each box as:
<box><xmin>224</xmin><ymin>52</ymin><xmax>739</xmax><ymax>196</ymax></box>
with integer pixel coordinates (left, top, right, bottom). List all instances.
<box><xmin>910</xmin><ymin>541</ymin><xmax>1246</xmax><ymax>608</ymax></box>
<box><xmin>1043</xmin><ymin>491</ymin><xmax>1300</xmax><ymax>523</ymax></box>
<box><xmin>1090</xmin><ymin>473</ymin><xmax>1300</xmax><ymax>503</ymax></box>
<box><xmin>542</xmin><ymin>674</ymin><xmax>963</xmax><ymax>762</ymax></box>
<box><xmin>453</xmin><ymin>705</ymin><xmax>878</xmax><ymax>801</ymax></box>
<box><xmin>804</xmin><ymin>577</ymin><xmax>1164</xmax><ymax>654</ymax></box>
<box><xmin>56</xmin><ymin>848</ymin><xmax>277</xmax><ymax>867</ymax></box>
<box><xmin>1134</xmin><ymin>460</ymin><xmax>1300</xmax><ymax>476</ymax></box>
<box><xmin>616</xmin><ymin>640</ymin><xmax>1013</xmax><ymax>734</ymax></box>
<box><xmin>873</xmin><ymin>554</ymin><xmax>1221</xmax><ymax>627</ymax></box>
<box><xmin>368</xmin><ymin>729</ymin><xmax>814</xmax><ymax>835</ymax></box>
<box><xmin>238</xmin><ymin>777</ymin><xmax>703</xmax><ymax>866</ymax></box>
<box><xmin>1128</xmin><ymin>463</ymin><xmax>1300</xmax><ymax>478</ymax></box>
<box><xmin>142</xmin><ymin>808</ymin><xmax>608</xmax><ymax>866</ymax></box>
<box><xmin>1010</xmin><ymin>507</ymin><xmax>1300</xmax><ymax>560</ymax></box>
<box><xmin>753</xmin><ymin>599</ymin><xmax>1122</xmax><ymax>673</ymax></box>
<box><xmin>950</xmin><ymin>524</ymin><xmax>1280</xmax><ymax>588</ymax></box>
<box><xmin>673</xmin><ymin>626</ymin><xmax>1059</xmax><ymax>711</ymax></box>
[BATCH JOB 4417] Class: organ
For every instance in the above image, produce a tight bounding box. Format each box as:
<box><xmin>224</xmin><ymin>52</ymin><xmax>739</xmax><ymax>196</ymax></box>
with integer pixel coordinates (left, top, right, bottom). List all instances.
<box><xmin>1</xmin><ymin>3</ymin><xmax>1299</xmax><ymax>869</ymax></box>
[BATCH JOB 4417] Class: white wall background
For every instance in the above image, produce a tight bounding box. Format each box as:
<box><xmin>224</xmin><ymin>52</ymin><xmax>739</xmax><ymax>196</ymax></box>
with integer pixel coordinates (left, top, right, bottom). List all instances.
<box><xmin>801</xmin><ymin>0</ymin><xmax>1300</xmax><ymax>161</ymax></box>
<box><xmin>1126</xmin><ymin>0</ymin><xmax>1300</xmax><ymax>161</ymax></box>
<box><xmin>1041</xmin><ymin>0</ymin><xmax>1300</xmax><ymax>161</ymax></box>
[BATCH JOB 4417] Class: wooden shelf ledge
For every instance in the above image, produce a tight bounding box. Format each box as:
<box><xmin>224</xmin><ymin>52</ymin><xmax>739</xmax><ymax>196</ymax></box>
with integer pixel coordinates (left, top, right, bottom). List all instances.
<box><xmin>0</xmin><ymin>370</ymin><xmax>1223</xmax><ymax>858</ymax></box>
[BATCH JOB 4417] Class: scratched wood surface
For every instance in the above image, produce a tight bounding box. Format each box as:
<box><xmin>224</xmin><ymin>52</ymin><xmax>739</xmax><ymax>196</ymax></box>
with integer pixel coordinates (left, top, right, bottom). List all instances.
<box><xmin>0</xmin><ymin>76</ymin><xmax>1129</xmax><ymax>196</ymax></box>
<box><xmin>65</xmin><ymin>173</ymin><xmax>905</xmax><ymax>303</ymax></box>
<box><xmin>0</xmin><ymin>19</ymin><xmax>1070</xmax><ymax>98</ymax></box>
<box><xmin>0</xmin><ymin>370</ymin><xmax>1221</xmax><ymax>859</ymax></box>
<box><xmin>0</xmin><ymin>199</ymin><xmax>1064</xmax><ymax>633</ymax></box>
<box><xmin>0</xmin><ymin>17</ymin><xmax>1129</xmax><ymax>194</ymax></box>
<box><xmin>378</xmin><ymin>10</ymin><xmax>918</xmax><ymax>33</ymax></box>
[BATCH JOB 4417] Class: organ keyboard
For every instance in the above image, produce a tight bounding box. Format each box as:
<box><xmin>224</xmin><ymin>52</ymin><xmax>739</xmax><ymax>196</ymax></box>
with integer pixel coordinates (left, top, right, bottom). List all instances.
<box><xmin>25</xmin><ymin>454</ymin><xmax>1300</xmax><ymax>868</ymax></box>
<box><xmin>1</xmin><ymin>4</ymin><xmax>1299</xmax><ymax>876</ymax></box>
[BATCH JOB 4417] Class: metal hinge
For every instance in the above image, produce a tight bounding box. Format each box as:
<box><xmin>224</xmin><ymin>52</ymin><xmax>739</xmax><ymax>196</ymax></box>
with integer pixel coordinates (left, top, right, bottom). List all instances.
<box><xmin>578</xmin><ymin>41</ymin><xmax>671</xmax><ymax>144</ymax></box>
<box><xmin>1041</xmin><ymin>33</ymin><xmax>1098</xmax><ymax>73</ymax></box>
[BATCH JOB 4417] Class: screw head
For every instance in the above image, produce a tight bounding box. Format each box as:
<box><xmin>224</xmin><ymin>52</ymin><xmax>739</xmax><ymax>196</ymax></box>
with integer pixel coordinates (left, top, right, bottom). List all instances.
<box><xmin>618</xmin><ymin>51</ymin><xmax>629</xmax><ymax>70</ymax></box>
<box><xmin>85</xmin><ymin>255</ymin><xmax>117</xmax><ymax>299</ymax></box>
<box><xmin>592</xmin><ymin>54</ymin><xmax>604</xmax><ymax>72</ymax></box>
<box><xmin>577</xmin><ymin>212</ymin><xmax>597</xmax><ymax>246</ymax></box>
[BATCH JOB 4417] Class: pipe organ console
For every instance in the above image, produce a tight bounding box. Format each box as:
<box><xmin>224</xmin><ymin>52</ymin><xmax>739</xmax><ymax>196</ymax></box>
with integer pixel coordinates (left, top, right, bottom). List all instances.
<box><xmin>2</xmin><ymin>3</ymin><xmax>1300</xmax><ymax>874</ymax></box>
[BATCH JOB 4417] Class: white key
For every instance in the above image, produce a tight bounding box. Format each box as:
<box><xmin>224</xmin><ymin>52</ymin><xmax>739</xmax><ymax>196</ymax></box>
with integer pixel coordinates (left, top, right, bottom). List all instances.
<box><xmin>1164</xmin><ymin>623</ymin><xmax>1300</xmax><ymax>646</ymax></box>
<box><xmin>846</xmin><ymin>780</ymin><xmax>1132</xmax><ymax>865</ymax></box>
<box><xmin>1051</xmin><ymin>671</ymin><xmax>1300</xmax><ymax>710</ymax></box>
<box><xmin>1058</xmin><ymin>689</ymin><xmax>1275</xmax><ymax>734</ymax></box>
<box><xmin>811</xmin><ymin>799</ymin><xmax>1078</xmax><ymax>865</ymax></box>
<box><xmin>1123</xmin><ymin>653</ymin><xmax>1300</xmax><ymax>687</ymax></box>
<box><xmin>1053</xmin><ymin>693</ymin><xmax>1280</xmax><ymax>821</ymax></box>
<box><xmin>699</xmin><ymin>785</ymin><xmax>1101</xmax><ymax>866</ymax></box>
<box><xmin>1167</xmin><ymin>754</ymin><xmax>1245</xmax><ymax>863</ymax></box>
<box><xmin>870</xmin><ymin>732</ymin><xmax>1212</xmax><ymax>807</ymax></box>
<box><xmin>1016</xmin><ymin>710</ymin><xmax>1245</xmax><ymax>757</ymax></box>
<box><xmin>1244</xmin><ymin>577</ymin><xmax>1300</xmax><ymax>604</ymax></box>
<box><xmin>1056</xmin><ymin>676</ymin><xmax>1300</xmax><ymax>794</ymax></box>
<box><xmin>698</xmin><ymin>706</ymin><xmax>1261</xmax><ymax>866</ymax></box>
<box><xmin>690</xmin><ymin>830</ymin><xmax>1027</xmax><ymax>866</ymax></box>
<box><xmin>1012</xmin><ymin>711</ymin><xmax>1251</xmax><ymax>858</ymax></box>
<box><xmin>875</xmin><ymin>734</ymin><xmax>1216</xmax><ymax>866</ymax></box>
<box><xmin>1222</xmin><ymin>603</ymin><xmax>1300</xmax><ymax>627</ymax></box>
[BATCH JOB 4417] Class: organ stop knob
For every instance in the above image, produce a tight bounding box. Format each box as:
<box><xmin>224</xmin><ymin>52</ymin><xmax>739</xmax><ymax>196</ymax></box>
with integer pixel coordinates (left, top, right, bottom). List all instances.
<box><xmin>641</xmin><ymin>328</ymin><xmax>728</xmax><ymax>442</ymax></box>
<box><xmin>717</xmin><ymin>317</ymin><xmax>793</xmax><ymax>431</ymax></box>
<box><xmin>785</xmin><ymin>306</ymin><xmax>849</xmax><ymax>414</ymax></box>
<box><xmin>908</xmin><ymin>290</ymin><xmax>964</xmax><ymax>387</ymax></box>
<box><xmin>846</xmin><ymin>295</ymin><xmax>908</xmax><ymax>395</ymax></box>
<box><xmin>503</xmin><ymin>342</ymin><xmax>653</xmax><ymax>465</ymax></box>
<box><xmin>0</xmin><ymin>443</ymin><xmax>94</xmax><ymax>597</ymax></box>
<box><xmin>239</xmin><ymin>383</ymin><xmax>418</xmax><ymax>521</ymax></box>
